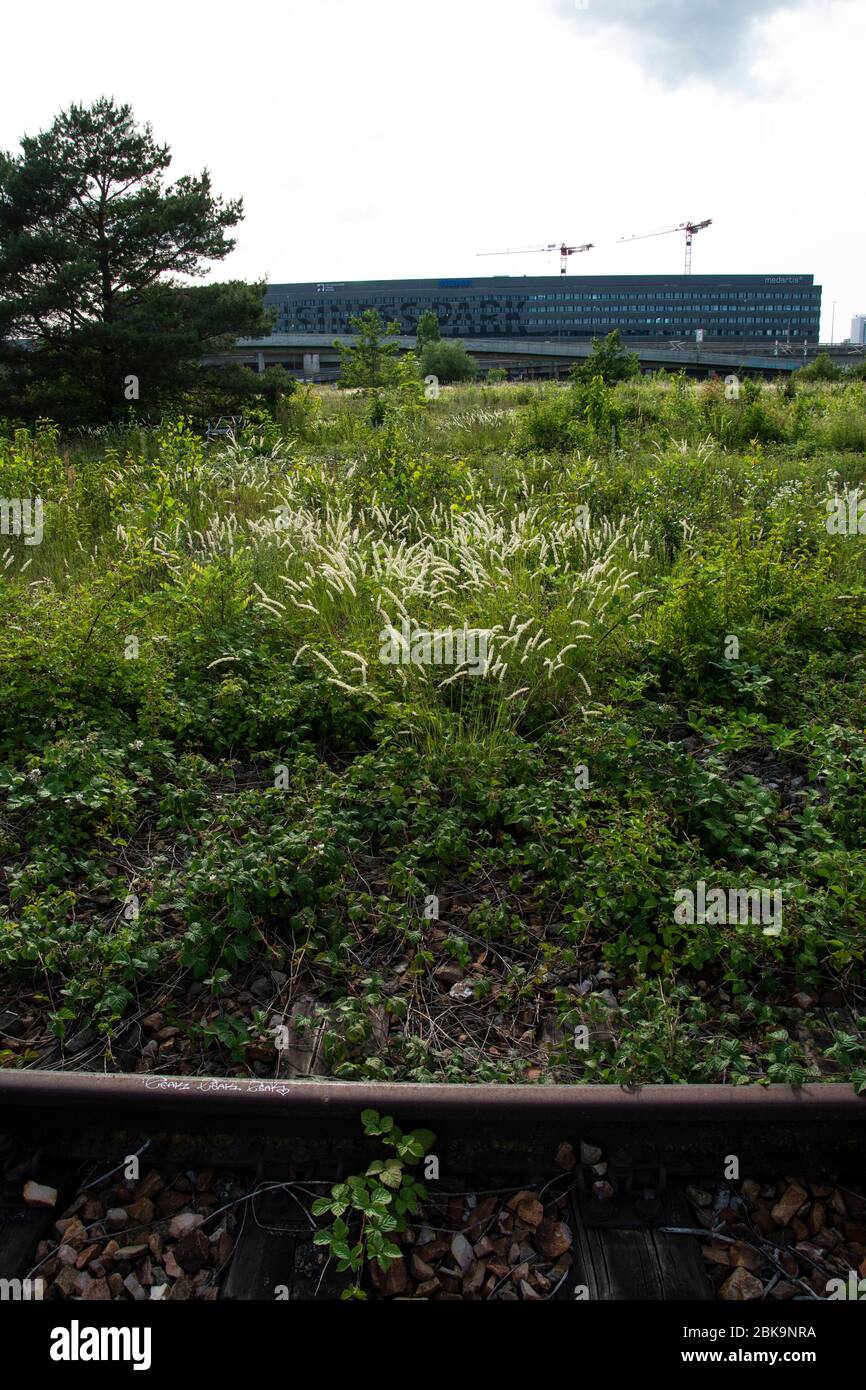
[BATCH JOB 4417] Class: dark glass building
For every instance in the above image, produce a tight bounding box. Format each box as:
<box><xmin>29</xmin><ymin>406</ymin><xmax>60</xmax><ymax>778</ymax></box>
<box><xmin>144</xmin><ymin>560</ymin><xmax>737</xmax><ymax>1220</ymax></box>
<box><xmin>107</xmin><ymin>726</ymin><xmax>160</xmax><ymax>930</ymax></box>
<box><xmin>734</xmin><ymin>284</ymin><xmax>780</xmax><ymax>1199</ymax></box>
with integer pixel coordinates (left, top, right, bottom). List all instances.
<box><xmin>264</xmin><ymin>274</ymin><xmax>821</xmax><ymax>344</ymax></box>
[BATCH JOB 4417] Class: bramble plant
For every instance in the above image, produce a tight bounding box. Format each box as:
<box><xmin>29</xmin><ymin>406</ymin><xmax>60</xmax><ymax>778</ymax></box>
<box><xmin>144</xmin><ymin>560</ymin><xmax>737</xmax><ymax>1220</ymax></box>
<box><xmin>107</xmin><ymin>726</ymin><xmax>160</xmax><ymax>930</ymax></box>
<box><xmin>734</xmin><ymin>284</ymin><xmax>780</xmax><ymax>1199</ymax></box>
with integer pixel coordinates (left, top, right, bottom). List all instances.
<box><xmin>1</xmin><ymin>373</ymin><xmax>866</xmax><ymax>1089</ymax></box>
<box><xmin>312</xmin><ymin>1110</ymin><xmax>435</xmax><ymax>1299</ymax></box>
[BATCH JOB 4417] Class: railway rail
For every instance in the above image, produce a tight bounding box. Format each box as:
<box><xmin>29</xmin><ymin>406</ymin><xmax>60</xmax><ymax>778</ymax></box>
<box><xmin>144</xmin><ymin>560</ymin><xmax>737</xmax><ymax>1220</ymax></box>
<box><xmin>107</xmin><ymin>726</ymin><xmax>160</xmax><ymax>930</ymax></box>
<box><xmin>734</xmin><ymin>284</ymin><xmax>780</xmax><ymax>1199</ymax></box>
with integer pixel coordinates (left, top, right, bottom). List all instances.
<box><xmin>2</xmin><ymin>1072</ymin><xmax>864</xmax><ymax>1170</ymax></box>
<box><xmin>1</xmin><ymin>1073</ymin><xmax>864</xmax><ymax>1371</ymax></box>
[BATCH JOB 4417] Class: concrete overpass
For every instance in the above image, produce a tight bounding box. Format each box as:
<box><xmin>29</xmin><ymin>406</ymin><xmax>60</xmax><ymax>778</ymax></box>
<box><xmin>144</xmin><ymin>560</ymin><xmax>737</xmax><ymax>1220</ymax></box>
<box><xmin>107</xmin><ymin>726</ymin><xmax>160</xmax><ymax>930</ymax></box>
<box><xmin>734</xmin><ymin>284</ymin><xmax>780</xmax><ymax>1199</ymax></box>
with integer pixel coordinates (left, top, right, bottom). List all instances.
<box><xmin>204</xmin><ymin>333</ymin><xmax>866</xmax><ymax>383</ymax></box>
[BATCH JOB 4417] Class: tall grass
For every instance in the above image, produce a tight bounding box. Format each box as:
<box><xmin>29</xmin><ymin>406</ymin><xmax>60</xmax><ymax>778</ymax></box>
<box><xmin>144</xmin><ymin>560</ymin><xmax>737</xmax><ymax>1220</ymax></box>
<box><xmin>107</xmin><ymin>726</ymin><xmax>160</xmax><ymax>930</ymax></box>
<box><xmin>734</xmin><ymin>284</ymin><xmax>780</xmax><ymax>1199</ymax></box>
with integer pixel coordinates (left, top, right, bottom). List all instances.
<box><xmin>1</xmin><ymin>376</ymin><xmax>865</xmax><ymax>760</ymax></box>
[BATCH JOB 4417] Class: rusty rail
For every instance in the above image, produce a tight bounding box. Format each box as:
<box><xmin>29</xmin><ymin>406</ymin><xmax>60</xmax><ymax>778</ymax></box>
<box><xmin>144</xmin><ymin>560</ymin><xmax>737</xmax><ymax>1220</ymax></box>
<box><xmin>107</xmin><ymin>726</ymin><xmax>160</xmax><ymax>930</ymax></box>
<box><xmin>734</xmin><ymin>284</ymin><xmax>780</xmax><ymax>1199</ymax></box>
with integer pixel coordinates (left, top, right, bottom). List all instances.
<box><xmin>1</xmin><ymin>1073</ymin><xmax>864</xmax><ymax>1173</ymax></box>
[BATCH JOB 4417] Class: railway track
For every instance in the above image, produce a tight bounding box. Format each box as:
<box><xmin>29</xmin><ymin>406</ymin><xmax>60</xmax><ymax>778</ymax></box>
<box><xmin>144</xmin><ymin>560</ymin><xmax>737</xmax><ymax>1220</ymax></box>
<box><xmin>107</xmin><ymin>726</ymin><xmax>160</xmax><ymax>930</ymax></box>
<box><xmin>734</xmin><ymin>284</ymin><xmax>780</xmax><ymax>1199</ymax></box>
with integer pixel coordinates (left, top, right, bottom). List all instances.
<box><xmin>1</xmin><ymin>1073</ymin><xmax>864</xmax><ymax>1371</ymax></box>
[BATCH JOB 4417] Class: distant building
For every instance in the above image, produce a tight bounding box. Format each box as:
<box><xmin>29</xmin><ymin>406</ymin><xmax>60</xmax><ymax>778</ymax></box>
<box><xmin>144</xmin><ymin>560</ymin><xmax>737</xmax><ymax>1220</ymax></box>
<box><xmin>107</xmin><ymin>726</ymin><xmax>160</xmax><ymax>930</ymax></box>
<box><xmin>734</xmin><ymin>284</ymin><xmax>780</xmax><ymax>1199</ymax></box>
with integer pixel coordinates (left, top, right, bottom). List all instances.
<box><xmin>264</xmin><ymin>273</ymin><xmax>822</xmax><ymax>346</ymax></box>
<box><xmin>851</xmin><ymin>315</ymin><xmax>866</xmax><ymax>346</ymax></box>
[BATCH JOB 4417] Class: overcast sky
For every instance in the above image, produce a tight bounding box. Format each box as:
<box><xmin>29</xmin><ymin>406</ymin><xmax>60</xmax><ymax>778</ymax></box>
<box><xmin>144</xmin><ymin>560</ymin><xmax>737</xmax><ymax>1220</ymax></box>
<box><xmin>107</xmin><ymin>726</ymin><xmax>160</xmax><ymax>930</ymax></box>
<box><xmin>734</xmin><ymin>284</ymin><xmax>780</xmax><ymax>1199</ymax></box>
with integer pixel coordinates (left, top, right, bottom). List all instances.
<box><xmin>2</xmin><ymin>0</ymin><xmax>862</xmax><ymax>339</ymax></box>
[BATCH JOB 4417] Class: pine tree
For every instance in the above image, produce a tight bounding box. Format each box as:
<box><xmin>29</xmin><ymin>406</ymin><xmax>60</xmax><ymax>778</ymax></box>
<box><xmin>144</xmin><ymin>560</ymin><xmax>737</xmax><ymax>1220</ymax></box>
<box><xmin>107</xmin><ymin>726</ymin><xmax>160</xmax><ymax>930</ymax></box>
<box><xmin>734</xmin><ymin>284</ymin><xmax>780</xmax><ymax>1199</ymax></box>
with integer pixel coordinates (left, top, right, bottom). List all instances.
<box><xmin>0</xmin><ymin>97</ymin><xmax>268</xmax><ymax>421</ymax></box>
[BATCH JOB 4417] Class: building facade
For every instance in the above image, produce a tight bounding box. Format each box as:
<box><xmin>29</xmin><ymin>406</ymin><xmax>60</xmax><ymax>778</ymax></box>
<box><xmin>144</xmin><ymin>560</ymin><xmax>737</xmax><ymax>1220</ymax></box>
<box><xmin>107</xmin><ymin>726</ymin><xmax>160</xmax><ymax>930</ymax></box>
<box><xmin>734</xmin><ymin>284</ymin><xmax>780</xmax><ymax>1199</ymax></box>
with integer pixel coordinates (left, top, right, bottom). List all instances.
<box><xmin>264</xmin><ymin>273</ymin><xmax>822</xmax><ymax>345</ymax></box>
<box><xmin>851</xmin><ymin>315</ymin><xmax>866</xmax><ymax>346</ymax></box>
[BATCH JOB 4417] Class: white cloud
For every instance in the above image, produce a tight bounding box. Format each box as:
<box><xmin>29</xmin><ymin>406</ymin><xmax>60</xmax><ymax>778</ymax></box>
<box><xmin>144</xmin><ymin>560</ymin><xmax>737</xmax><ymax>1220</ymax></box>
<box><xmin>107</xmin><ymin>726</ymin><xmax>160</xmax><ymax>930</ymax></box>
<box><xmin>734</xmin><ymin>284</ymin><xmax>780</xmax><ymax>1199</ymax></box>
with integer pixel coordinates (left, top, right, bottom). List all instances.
<box><xmin>555</xmin><ymin>0</ymin><xmax>811</xmax><ymax>80</ymax></box>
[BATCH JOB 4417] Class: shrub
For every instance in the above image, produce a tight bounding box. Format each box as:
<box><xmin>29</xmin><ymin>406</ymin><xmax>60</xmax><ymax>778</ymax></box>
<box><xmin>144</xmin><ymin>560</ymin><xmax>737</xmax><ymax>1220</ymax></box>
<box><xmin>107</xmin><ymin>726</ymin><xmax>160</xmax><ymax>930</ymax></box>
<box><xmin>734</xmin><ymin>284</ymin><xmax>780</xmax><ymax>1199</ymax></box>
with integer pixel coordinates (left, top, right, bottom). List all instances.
<box><xmin>419</xmin><ymin>339</ymin><xmax>477</xmax><ymax>384</ymax></box>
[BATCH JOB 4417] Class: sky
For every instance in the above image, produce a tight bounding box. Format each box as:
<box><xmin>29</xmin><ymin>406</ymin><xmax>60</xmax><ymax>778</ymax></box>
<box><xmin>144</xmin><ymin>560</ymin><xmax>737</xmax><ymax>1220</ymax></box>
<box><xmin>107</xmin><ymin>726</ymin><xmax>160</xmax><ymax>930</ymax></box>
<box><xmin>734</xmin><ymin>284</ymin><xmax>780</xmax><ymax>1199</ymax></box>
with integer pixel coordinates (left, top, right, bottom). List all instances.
<box><xmin>1</xmin><ymin>0</ymin><xmax>862</xmax><ymax>340</ymax></box>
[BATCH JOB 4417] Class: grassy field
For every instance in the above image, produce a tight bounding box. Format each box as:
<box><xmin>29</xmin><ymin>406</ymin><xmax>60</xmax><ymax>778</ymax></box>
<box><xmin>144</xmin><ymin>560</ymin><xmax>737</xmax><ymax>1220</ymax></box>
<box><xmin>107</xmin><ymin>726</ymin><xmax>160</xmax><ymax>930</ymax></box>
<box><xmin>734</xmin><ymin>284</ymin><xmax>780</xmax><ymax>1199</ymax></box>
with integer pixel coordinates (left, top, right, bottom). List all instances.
<box><xmin>1</xmin><ymin>372</ymin><xmax>865</xmax><ymax>1087</ymax></box>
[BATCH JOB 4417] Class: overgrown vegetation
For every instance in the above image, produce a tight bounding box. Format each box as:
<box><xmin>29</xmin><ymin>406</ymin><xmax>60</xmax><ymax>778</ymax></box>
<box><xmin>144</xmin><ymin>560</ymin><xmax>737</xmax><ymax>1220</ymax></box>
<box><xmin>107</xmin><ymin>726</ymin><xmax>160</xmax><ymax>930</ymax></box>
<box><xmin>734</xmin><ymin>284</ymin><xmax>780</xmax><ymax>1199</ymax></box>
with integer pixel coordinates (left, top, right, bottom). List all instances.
<box><xmin>0</xmin><ymin>372</ymin><xmax>864</xmax><ymax>1087</ymax></box>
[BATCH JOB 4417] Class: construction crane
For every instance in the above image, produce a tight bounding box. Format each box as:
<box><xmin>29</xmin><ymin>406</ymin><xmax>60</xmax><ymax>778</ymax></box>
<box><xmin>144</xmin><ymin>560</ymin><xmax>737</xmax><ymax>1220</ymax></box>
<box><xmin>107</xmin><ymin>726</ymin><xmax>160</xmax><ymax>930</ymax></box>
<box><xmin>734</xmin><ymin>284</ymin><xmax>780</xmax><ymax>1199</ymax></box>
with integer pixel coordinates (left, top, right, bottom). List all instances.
<box><xmin>477</xmin><ymin>242</ymin><xmax>594</xmax><ymax>275</ymax></box>
<box><xmin>617</xmin><ymin>219</ymin><xmax>713</xmax><ymax>274</ymax></box>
